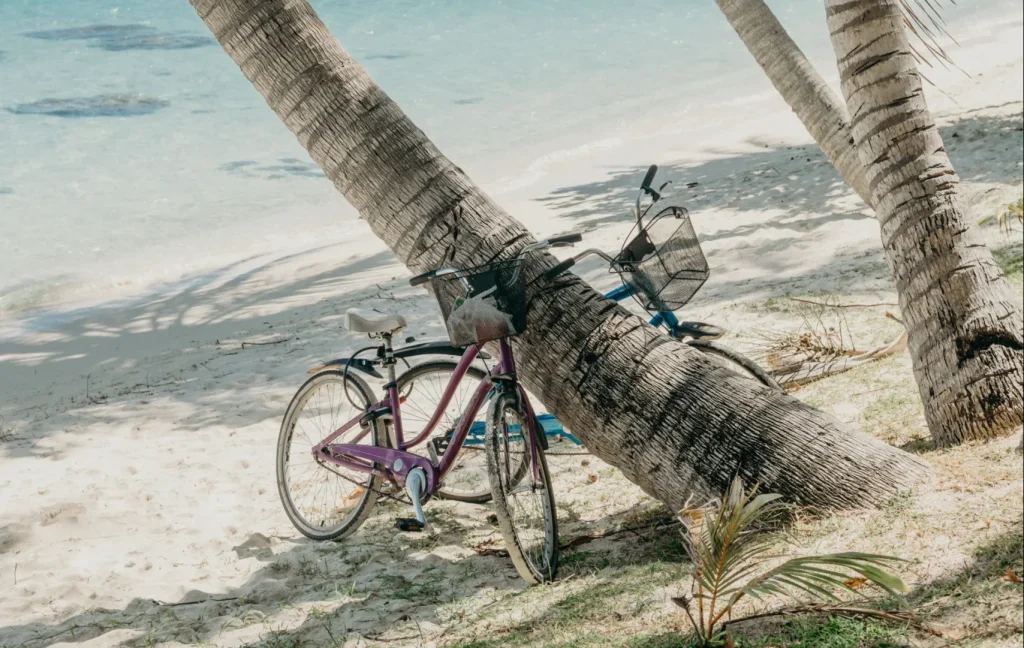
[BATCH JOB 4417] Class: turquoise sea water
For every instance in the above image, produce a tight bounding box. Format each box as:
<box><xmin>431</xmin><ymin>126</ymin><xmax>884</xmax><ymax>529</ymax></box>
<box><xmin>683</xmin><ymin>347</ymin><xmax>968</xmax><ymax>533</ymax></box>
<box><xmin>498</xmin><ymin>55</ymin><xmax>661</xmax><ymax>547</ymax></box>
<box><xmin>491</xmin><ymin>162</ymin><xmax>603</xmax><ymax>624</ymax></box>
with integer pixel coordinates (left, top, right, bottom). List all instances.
<box><xmin>0</xmin><ymin>0</ymin><xmax>1010</xmax><ymax>315</ymax></box>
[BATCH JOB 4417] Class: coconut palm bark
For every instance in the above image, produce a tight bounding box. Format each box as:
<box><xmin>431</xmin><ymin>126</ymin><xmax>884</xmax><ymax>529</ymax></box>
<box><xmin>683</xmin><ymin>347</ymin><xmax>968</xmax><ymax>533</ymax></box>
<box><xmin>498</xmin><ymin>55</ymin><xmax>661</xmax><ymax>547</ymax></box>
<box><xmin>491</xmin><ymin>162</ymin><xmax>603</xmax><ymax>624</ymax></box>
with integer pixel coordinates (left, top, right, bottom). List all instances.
<box><xmin>190</xmin><ymin>0</ymin><xmax>929</xmax><ymax>508</ymax></box>
<box><xmin>714</xmin><ymin>0</ymin><xmax>873</xmax><ymax>207</ymax></box>
<box><xmin>826</xmin><ymin>0</ymin><xmax>1024</xmax><ymax>445</ymax></box>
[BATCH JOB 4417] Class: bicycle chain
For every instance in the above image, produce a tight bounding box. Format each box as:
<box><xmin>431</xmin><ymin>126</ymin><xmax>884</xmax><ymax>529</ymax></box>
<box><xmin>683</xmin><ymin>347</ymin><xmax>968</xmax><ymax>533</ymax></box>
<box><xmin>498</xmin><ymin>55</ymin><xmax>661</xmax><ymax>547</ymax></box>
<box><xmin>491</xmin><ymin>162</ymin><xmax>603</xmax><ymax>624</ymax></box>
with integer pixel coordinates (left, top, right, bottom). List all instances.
<box><xmin>316</xmin><ymin>457</ymin><xmax>414</xmax><ymax>505</ymax></box>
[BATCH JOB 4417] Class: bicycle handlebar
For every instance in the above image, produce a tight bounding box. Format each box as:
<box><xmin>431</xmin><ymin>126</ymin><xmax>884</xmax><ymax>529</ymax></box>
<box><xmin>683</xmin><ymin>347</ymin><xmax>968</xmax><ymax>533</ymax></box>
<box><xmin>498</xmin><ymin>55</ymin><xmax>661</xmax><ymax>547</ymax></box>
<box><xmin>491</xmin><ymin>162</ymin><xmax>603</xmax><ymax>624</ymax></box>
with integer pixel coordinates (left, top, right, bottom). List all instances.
<box><xmin>640</xmin><ymin>164</ymin><xmax>658</xmax><ymax>190</ymax></box>
<box><xmin>544</xmin><ymin>248</ymin><xmax>615</xmax><ymax>281</ymax></box>
<box><xmin>408</xmin><ymin>270</ymin><xmax>434</xmax><ymax>287</ymax></box>
<box><xmin>543</xmin><ymin>257</ymin><xmax>577</xmax><ymax>281</ymax></box>
<box><xmin>547</xmin><ymin>232</ymin><xmax>583</xmax><ymax>247</ymax></box>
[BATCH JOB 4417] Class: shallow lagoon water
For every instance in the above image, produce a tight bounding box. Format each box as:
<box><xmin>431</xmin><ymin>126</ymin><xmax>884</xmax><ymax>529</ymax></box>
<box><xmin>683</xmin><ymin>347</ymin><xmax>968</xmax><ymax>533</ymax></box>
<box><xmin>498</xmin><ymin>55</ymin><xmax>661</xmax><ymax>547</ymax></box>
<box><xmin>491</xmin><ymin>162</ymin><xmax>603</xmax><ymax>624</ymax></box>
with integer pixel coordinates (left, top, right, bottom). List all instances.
<box><xmin>0</xmin><ymin>0</ymin><xmax>1012</xmax><ymax>316</ymax></box>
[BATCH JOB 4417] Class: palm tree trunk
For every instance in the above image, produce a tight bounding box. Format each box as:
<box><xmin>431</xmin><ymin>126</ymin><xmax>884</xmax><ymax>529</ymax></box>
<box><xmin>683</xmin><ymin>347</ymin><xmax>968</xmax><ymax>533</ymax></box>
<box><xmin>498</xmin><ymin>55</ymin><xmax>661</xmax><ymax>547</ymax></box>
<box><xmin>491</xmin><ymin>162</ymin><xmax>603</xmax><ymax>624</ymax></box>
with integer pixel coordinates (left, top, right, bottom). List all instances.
<box><xmin>826</xmin><ymin>0</ymin><xmax>1024</xmax><ymax>445</ymax></box>
<box><xmin>190</xmin><ymin>0</ymin><xmax>929</xmax><ymax>507</ymax></box>
<box><xmin>714</xmin><ymin>0</ymin><xmax>874</xmax><ymax>208</ymax></box>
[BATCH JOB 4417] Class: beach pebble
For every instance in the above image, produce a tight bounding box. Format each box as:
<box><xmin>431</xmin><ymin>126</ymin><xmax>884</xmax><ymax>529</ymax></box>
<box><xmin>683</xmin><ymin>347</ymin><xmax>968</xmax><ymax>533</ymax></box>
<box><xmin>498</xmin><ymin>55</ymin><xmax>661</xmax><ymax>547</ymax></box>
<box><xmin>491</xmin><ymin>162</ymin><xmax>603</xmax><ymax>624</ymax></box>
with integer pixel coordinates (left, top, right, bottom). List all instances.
<box><xmin>8</xmin><ymin>94</ymin><xmax>170</xmax><ymax>118</ymax></box>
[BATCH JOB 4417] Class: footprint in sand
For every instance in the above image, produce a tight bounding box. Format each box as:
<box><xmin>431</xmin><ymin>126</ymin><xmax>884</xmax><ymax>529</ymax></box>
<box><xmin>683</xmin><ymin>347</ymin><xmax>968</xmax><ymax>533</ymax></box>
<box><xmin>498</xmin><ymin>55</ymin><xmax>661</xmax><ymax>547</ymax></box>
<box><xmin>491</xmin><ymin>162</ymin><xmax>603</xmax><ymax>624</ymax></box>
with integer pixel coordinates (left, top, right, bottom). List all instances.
<box><xmin>38</xmin><ymin>503</ymin><xmax>86</xmax><ymax>526</ymax></box>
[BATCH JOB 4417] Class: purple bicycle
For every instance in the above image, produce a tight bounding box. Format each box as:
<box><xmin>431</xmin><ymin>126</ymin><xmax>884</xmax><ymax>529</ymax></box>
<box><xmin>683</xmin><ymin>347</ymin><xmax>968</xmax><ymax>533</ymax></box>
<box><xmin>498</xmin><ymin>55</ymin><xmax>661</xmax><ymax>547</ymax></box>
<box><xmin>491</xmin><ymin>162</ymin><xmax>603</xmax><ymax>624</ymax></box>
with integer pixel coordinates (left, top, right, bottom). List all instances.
<box><xmin>276</xmin><ymin>235</ymin><xmax>583</xmax><ymax>584</ymax></box>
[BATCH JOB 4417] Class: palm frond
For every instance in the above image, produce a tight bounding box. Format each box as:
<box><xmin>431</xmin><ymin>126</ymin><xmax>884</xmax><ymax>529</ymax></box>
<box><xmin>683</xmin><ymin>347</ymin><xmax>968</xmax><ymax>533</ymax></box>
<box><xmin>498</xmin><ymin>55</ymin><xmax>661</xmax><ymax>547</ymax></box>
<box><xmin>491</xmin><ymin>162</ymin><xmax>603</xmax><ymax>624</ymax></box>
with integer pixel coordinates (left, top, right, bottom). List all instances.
<box><xmin>736</xmin><ymin>552</ymin><xmax>908</xmax><ymax>606</ymax></box>
<box><xmin>681</xmin><ymin>477</ymin><xmax>787</xmax><ymax>624</ymax></box>
<box><xmin>898</xmin><ymin>0</ymin><xmax>966</xmax><ymax>74</ymax></box>
<box><xmin>677</xmin><ymin>477</ymin><xmax>909</xmax><ymax>643</ymax></box>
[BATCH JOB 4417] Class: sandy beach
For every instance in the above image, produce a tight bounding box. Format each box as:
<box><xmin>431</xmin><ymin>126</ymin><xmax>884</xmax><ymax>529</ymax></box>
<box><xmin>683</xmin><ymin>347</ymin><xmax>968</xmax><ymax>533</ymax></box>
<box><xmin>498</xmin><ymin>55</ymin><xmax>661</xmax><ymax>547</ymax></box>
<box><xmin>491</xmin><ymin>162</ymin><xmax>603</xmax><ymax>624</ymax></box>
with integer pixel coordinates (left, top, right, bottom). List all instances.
<box><xmin>2</xmin><ymin>8</ymin><xmax>1022</xmax><ymax>648</ymax></box>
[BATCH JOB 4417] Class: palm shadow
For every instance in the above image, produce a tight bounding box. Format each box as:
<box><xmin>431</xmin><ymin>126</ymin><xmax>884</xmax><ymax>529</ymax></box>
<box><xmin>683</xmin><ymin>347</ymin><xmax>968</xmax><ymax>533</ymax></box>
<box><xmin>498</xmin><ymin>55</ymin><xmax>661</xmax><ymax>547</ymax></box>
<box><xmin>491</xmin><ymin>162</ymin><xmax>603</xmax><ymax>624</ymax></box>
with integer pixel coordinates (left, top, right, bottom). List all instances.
<box><xmin>540</xmin><ymin>109</ymin><xmax>1023</xmax><ymax>305</ymax></box>
<box><xmin>0</xmin><ymin>245</ymin><xmax>439</xmax><ymax>457</ymax></box>
<box><xmin>0</xmin><ymin>477</ymin><xmax>686</xmax><ymax>647</ymax></box>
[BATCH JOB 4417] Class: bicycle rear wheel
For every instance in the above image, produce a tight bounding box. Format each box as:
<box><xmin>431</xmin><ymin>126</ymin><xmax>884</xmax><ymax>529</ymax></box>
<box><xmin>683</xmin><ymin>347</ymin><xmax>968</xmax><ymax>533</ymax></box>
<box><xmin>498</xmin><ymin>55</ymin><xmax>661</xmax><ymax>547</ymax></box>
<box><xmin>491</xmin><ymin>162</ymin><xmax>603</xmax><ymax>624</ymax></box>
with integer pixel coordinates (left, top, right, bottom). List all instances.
<box><xmin>395</xmin><ymin>361</ymin><xmax>492</xmax><ymax>503</ymax></box>
<box><xmin>276</xmin><ymin>370</ymin><xmax>382</xmax><ymax>541</ymax></box>
<box><xmin>486</xmin><ymin>390</ymin><xmax>559</xmax><ymax>585</ymax></box>
<box><xmin>687</xmin><ymin>339</ymin><xmax>785</xmax><ymax>393</ymax></box>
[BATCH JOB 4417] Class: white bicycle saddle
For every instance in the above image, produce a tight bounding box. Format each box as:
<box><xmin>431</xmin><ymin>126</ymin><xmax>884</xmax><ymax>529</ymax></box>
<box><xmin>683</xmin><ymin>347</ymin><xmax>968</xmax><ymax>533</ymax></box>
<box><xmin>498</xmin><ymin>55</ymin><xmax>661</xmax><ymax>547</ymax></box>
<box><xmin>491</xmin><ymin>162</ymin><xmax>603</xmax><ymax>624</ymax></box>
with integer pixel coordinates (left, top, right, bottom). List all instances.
<box><xmin>345</xmin><ymin>308</ymin><xmax>408</xmax><ymax>334</ymax></box>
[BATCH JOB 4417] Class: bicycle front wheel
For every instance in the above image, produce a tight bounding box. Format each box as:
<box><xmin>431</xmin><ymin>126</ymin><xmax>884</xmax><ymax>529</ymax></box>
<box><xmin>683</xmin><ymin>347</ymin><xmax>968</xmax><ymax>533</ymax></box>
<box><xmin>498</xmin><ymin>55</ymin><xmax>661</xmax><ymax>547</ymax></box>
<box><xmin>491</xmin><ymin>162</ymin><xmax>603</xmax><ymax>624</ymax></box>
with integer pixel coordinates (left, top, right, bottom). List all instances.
<box><xmin>486</xmin><ymin>390</ymin><xmax>559</xmax><ymax>585</ymax></box>
<box><xmin>687</xmin><ymin>339</ymin><xmax>785</xmax><ymax>393</ymax></box>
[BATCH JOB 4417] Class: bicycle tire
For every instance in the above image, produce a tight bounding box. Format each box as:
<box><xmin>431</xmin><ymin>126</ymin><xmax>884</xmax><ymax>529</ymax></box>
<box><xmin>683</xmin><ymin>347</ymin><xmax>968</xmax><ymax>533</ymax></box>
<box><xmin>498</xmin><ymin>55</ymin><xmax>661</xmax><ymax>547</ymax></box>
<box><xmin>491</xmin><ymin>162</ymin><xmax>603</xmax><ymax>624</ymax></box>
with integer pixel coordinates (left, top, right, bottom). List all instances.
<box><xmin>486</xmin><ymin>390</ymin><xmax>559</xmax><ymax>585</ymax></box>
<box><xmin>276</xmin><ymin>370</ymin><xmax>382</xmax><ymax>541</ymax></box>
<box><xmin>394</xmin><ymin>361</ymin><xmax>493</xmax><ymax>503</ymax></box>
<box><xmin>687</xmin><ymin>339</ymin><xmax>785</xmax><ymax>393</ymax></box>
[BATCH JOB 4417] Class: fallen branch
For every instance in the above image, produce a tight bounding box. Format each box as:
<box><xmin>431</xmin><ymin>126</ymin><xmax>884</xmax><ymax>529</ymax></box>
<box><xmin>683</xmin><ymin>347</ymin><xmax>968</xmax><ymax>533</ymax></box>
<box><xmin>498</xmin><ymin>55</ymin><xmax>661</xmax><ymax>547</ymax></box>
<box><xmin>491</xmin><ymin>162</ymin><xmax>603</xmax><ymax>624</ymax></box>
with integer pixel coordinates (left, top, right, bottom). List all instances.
<box><xmin>788</xmin><ymin>297</ymin><xmax>899</xmax><ymax>309</ymax></box>
<box><xmin>772</xmin><ymin>330</ymin><xmax>908</xmax><ymax>387</ymax></box>
<box><xmin>721</xmin><ymin>603</ymin><xmax>948</xmax><ymax>638</ymax></box>
<box><xmin>157</xmin><ymin>596</ymin><xmax>240</xmax><ymax>607</ymax></box>
<box><xmin>240</xmin><ymin>338</ymin><xmax>292</xmax><ymax>349</ymax></box>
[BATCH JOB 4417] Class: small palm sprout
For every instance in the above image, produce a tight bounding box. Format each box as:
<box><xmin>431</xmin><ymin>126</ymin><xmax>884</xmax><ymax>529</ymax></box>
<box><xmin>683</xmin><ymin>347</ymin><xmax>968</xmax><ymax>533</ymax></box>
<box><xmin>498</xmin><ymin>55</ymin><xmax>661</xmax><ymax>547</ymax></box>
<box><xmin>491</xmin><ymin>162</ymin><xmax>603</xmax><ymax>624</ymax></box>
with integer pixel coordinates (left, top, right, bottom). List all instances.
<box><xmin>674</xmin><ymin>477</ymin><xmax>909</xmax><ymax>646</ymax></box>
<box><xmin>978</xmin><ymin>197</ymin><xmax>1024</xmax><ymax>234</ymax></box>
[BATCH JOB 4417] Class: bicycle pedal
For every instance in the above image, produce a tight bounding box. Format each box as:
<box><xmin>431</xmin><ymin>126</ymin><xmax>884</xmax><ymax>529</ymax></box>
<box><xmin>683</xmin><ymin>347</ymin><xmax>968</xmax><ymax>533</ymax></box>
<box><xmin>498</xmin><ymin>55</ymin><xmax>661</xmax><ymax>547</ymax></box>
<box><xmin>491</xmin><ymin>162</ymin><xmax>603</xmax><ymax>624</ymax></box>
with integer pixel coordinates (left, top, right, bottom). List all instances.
<box><xmin>429</xmin><ymin>436</ymin><xmax>451</xmax><ymax>456</ymax></box>
<box><xmin>395</xmin><ymin>517</ymin><xmax>426</xmax><ymax>533</ymax></box>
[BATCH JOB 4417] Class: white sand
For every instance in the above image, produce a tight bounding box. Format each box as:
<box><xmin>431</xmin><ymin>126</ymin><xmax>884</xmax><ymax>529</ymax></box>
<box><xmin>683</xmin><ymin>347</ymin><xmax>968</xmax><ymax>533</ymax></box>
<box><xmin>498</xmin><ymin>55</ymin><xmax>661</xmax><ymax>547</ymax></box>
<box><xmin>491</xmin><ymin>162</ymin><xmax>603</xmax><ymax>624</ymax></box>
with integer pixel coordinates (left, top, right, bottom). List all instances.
<box><xmin>1</xmin><ymin>17</ymin><xmax>1022</xmax><ymax>648</ymax></box>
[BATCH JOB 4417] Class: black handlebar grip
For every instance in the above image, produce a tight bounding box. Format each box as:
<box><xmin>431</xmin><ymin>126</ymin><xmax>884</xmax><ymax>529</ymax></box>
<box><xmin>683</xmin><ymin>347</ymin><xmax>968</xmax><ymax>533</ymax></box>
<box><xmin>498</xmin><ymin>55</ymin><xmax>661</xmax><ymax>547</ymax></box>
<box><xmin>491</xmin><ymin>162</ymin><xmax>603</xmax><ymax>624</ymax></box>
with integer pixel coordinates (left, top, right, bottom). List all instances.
<box><xmin>409</xmin><ymin>270</ymin><xmax>435</xmax><ymax>287</ymax></box>
<box><xmin>547</xmin><ymin>232</ymin><xmax>583</xmax><ymax>246</ymax></box>
<box><xmin>544</xmin><ymin>257</ymin><xmax>577</xmax><ymax>281</ymax></box>
<box><xmin>640</xmin><ymin>164</ymin><xmax>658</xmax><ymax>190</ymax></box>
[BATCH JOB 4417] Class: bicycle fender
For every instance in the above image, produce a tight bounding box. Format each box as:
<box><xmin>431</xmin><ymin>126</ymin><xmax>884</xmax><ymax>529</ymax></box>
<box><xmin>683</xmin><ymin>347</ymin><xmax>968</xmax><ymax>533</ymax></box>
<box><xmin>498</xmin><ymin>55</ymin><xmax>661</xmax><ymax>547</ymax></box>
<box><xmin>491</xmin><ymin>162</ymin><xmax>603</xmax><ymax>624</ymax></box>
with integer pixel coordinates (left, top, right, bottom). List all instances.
<box><xmin>392</xmin><ymin>340</ymin><xmax>492</xmax><ymax>360</ymax></box>
<box><xmin>307</xmin><ymin>357</ymin><xmax>384</xmax><ymax>378</ymax></box>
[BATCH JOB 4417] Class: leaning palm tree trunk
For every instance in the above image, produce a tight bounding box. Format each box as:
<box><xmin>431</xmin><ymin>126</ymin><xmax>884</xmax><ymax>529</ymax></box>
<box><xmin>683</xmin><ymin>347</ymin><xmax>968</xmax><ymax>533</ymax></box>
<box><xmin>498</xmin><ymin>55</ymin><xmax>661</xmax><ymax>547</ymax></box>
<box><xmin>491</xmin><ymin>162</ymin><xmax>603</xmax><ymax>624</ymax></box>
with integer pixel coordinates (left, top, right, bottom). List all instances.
<box><xmin>826</xmin><ymin>0</ymin><xmax>1024</xmax><ymax>445</ymax></box>
<box><xmin>714</xmin><ymin>0</ymin><xmax>874</xmax><ymax>207</ymax></box>
<box><xmin>190</xmin><ymin>0</ymin><xmax>929</xmax><ymax>507</ymax></box>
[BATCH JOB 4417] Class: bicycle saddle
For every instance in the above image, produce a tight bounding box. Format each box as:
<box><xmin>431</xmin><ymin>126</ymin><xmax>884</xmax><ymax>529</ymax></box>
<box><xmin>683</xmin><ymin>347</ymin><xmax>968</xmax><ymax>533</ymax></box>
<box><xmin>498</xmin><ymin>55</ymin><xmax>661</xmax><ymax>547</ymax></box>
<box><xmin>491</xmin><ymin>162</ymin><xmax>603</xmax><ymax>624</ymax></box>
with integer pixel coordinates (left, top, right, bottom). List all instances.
<box><xmin>677</xmin><ymin>321</ymin><xmax>724</xmax><ymax>340</ymax></box>
<box><xmin>345</xmin><ymin>308</ymin><xmax>408</xmax><ymax>334</ymax></box>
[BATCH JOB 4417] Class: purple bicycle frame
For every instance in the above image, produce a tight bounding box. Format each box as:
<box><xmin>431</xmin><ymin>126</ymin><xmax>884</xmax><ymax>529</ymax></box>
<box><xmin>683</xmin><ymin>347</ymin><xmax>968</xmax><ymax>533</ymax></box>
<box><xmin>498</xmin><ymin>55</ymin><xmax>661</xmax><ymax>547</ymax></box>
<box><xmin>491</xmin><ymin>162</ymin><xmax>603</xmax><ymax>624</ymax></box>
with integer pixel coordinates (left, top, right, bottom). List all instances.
<box><xmin>310</xmin><ymin>338</ymin><xmax>542</xmax><ymax>495</ymax></box>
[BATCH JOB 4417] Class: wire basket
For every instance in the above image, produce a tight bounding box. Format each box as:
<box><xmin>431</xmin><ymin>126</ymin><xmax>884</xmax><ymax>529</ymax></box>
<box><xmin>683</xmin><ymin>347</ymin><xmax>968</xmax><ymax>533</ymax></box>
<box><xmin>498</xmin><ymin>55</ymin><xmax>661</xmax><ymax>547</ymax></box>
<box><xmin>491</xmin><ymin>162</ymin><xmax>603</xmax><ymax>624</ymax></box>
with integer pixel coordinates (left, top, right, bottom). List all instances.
<box><xmin>614</xmin><ymin>206</ymin><xmax>709</xmax><ymax>311</ymax></box>
<box><xmin>429</xmin><ymin>259</ymin><xmax>527</xmax><ymax>347</ymax></box>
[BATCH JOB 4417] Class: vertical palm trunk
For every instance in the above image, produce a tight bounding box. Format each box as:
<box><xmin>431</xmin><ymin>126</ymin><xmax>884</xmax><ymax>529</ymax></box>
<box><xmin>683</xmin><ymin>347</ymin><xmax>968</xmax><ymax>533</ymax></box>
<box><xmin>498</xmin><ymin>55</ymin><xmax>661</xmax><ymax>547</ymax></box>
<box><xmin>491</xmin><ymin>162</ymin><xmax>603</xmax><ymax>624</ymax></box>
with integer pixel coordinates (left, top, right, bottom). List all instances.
<box><xmin>190</xmin><ymin>0</ymin><xmax>929</xmax><ymax>507</ymax></box>
<box><xmin>715</xmin><ymin>0</ymin><xmax>874</xmax><ymax>208</ymax></box>
<box><xmin>826</xmin><ymin>0</ymin><xmax>1024</xmax><ymax>445</ymax></box>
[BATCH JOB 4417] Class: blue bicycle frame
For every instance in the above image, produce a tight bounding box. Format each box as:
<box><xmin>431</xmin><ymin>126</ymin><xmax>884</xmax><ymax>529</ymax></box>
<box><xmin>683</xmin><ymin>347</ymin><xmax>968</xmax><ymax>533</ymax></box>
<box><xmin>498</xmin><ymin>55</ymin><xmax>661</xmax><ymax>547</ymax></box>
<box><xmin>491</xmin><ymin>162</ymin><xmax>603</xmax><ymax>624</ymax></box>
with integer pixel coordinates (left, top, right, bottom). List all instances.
<box><xmin>604</xmin><ymin>283</ymin><xmax>682</xmax><ymax>337</ymax></box>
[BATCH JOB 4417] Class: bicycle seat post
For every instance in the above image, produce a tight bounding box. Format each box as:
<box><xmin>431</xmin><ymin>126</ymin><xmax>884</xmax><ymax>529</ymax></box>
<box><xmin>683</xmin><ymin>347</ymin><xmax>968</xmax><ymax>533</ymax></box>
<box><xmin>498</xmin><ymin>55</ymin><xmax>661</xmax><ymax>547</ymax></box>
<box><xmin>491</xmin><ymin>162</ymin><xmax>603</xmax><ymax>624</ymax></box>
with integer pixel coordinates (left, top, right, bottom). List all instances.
<box><xmin>380</xmin><ymin>332</ymin><xmax>397</xmax><ymax>384</ymax></box>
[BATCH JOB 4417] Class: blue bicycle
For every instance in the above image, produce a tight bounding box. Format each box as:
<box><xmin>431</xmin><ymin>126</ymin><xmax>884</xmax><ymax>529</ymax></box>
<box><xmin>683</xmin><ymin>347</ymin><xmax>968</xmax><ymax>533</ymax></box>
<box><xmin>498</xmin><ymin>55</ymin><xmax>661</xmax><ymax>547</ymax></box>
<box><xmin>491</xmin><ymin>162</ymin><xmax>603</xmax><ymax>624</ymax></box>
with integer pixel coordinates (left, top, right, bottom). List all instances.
<box><xmin>319</xmin><ymin>164</ymin><xmax>782</xmax><ymax>503</ymax></box>
<box><xmin>543</xmin><ymin>164</ymin><xmax>782</xmax><ymax>393</ymax></box>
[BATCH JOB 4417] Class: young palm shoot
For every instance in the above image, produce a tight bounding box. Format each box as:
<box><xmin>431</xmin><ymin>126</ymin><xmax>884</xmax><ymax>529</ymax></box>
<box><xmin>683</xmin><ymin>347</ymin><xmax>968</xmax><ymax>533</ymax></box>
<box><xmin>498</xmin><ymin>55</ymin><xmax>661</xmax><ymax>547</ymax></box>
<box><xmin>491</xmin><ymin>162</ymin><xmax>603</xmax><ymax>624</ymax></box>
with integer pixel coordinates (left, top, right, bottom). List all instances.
<box><xmin>675</xmin><ymin>477</ymin><xmax>909</xmax><ymax>646</ymax></box>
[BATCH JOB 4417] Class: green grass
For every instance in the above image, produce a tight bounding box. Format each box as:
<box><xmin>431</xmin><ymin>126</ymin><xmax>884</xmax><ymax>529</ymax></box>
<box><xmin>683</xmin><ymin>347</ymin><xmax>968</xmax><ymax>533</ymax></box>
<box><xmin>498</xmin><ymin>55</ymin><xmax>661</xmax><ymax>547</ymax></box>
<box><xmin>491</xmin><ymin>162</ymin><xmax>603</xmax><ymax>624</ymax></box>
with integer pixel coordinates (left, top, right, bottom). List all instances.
<box><xmin>379</xmin><ymin>573</ymin><xmax>445</xmax><ymax>601</ymax></box>
<box><xmin>993</xmin><ymin>245</ymin><xmax>1023</xmax><ymax>285</ymax></box>
<box><xmin>445</xmin><ymin>564</ymin><xmax>683</xmax><ymax>648</ymax></box>
<box><xmin>447</xmin><ymin>617</ymin><xmax>912</xmax><ymax>648</ymax></box>
<box><xmin>736</xmin><ymin>617</ymin><xmax>911</xmax><ymax>648</ymax></box>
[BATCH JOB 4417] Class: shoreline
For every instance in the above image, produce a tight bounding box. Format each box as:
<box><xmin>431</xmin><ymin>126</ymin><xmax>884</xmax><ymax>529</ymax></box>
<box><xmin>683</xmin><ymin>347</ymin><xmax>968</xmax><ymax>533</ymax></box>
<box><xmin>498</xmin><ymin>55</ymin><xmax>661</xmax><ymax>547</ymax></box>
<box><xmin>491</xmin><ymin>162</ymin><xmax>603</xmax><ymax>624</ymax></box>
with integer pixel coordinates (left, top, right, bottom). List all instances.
<box><xmin>3</xmin><ymin>10</ymin><xmax>1020</xmax><ymax>324</ymax></box>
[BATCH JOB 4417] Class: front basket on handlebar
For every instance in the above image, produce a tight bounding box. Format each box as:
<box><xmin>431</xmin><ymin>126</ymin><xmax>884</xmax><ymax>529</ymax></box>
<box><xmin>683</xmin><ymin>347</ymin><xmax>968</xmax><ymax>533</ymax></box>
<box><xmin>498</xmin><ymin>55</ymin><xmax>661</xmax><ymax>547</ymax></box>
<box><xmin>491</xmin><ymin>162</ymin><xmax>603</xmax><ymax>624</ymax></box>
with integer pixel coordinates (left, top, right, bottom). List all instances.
<box><xmin>430</xmin><ymin>259</ymin><xmax>528</xmax><ymax>348</ymax></box>
<box><xmin>614</xmin><ymin>205</ymin><xmax>709</xmax><ymax>311</ymax></box>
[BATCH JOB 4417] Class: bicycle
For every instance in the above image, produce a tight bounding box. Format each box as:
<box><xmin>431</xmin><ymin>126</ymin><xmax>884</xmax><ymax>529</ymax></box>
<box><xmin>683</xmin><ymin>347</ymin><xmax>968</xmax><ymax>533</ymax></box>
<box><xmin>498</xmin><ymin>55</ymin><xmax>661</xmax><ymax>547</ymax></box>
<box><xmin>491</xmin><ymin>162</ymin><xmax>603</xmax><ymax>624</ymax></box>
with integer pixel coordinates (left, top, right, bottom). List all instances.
<box><xmin>276</xmin><ymin>235</ymin><xmax>584</xmax><ymax>585</ymax></box>
<box><xmin>543</xmin><ymin>164</ymin><xmax>783</xmax><ymax>391</ymax></box>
